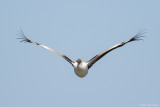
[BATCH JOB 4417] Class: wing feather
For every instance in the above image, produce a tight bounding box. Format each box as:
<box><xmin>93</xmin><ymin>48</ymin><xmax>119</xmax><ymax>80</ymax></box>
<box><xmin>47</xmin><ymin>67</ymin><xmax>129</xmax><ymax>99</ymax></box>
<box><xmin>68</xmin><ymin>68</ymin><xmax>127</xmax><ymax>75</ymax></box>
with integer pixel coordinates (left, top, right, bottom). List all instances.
<box><xmin>87</xmin><ymin>30</ymin><xmax>145</xmax><ymax>69</ymax></box>
<box><xmin>18</xmin><ymin>30</ymin><xmax>74</xmax><ymax>66</ymax></box>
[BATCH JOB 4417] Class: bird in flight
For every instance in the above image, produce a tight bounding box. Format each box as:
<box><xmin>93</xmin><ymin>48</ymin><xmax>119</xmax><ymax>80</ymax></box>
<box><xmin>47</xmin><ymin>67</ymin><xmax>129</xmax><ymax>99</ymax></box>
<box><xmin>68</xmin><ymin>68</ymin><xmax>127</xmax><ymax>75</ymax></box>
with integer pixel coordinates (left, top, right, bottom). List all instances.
<box><xmin>18</xmin><ymin>30</ymin><xmax>145</xmax><ymax>78</ymax></box>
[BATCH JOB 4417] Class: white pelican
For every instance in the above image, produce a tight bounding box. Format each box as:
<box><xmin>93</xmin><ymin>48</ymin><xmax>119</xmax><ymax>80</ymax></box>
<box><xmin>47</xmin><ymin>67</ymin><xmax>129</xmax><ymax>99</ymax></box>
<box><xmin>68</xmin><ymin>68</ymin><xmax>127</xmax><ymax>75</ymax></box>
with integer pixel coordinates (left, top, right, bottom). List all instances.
<box><xmin>18</xmin><ymin>30</ymin><xmax>145</xmax><ymax>78</ymax></box>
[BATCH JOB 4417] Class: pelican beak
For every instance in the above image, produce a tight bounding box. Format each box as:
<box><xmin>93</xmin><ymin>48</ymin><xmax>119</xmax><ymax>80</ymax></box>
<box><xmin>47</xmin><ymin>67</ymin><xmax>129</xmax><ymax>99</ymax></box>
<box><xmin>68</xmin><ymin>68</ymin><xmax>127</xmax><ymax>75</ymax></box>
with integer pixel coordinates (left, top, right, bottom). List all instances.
<box><xmin>77</xmin><ymin>58</ymin><xmax>82</xmax><ymax>64</ymax></box>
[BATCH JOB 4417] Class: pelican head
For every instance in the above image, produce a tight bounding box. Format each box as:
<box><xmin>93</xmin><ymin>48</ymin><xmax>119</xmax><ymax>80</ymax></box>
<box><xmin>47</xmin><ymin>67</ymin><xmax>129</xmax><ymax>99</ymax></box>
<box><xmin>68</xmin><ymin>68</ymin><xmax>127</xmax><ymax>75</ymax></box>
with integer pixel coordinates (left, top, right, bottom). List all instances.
<box><xmin>76</xmin><ymin>58</ymin><xmax>82</xmax><ymax>64</ymax></box>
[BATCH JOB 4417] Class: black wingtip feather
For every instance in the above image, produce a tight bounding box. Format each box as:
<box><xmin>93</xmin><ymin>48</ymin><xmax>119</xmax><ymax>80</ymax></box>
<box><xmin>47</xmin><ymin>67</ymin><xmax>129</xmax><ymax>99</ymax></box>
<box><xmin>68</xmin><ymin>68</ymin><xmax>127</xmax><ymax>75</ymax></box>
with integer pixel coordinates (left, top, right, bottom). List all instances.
<box><xmin>130</xmin><ymin>30</ymin><xmax>146</xmax><ymax>41</ymax></box>
<box><xmin>17</xmin><ymin>30</ymin><xmax>32</xmax><ymax>43</ymax></box>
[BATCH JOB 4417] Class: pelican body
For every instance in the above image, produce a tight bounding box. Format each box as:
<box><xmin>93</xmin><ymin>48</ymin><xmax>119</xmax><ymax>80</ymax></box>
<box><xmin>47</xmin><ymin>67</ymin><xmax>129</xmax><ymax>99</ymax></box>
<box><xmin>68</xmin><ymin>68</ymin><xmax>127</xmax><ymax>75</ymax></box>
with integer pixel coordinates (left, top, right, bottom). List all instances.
<box><xmin>73</xmin><ymin>59</ymin><xmax>88</xmax><ymax>77</ymax></box>
<box><xmin>18</xmin><ymin>30</ymin><xmax>145</xmax><ymax>78</ymax></box>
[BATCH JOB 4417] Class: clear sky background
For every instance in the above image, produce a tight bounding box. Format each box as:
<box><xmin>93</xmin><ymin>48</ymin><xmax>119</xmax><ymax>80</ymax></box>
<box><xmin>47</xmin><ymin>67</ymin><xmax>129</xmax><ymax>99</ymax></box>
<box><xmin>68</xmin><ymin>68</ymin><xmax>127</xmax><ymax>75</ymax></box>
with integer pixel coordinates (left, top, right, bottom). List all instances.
<box><xmin>0</xmin><ymin>0</ymin><xmax>160</xmax><ymax>107</ymax></box>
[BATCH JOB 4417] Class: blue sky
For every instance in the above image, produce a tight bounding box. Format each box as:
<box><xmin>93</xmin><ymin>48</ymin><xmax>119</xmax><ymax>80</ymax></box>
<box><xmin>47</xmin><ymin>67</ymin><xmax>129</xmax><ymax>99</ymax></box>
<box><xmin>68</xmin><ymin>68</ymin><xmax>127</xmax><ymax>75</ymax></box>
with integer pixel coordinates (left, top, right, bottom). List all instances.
<box><xmin>0</xmin><ymin>0</ymin><xmax>160</xmax><ymax>107</ymax></box>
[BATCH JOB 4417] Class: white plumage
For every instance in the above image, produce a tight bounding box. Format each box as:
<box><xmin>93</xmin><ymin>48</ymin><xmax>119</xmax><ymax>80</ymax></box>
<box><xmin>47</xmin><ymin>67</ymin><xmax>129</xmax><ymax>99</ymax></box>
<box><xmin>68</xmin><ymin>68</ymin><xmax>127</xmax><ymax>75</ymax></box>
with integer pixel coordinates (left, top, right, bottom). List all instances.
<box><xmin>73</xmin><ymin>62</ymin><xmax>88</xmax><ymax>77</ymax></box>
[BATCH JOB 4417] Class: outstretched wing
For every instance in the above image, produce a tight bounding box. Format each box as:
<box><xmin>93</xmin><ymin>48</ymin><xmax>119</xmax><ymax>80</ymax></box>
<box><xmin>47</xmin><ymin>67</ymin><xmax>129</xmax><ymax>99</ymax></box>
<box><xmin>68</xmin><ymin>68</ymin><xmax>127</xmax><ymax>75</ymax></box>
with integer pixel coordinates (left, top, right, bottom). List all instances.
<box><xmin>87</xmin><ymin>30</ymin><xmax>145</xmax><ymax>69</ymax></box>
<box><xmin>17</xmin><ymin>30</ymin><xmax>75</xmax><ymax>66</ymax></box>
